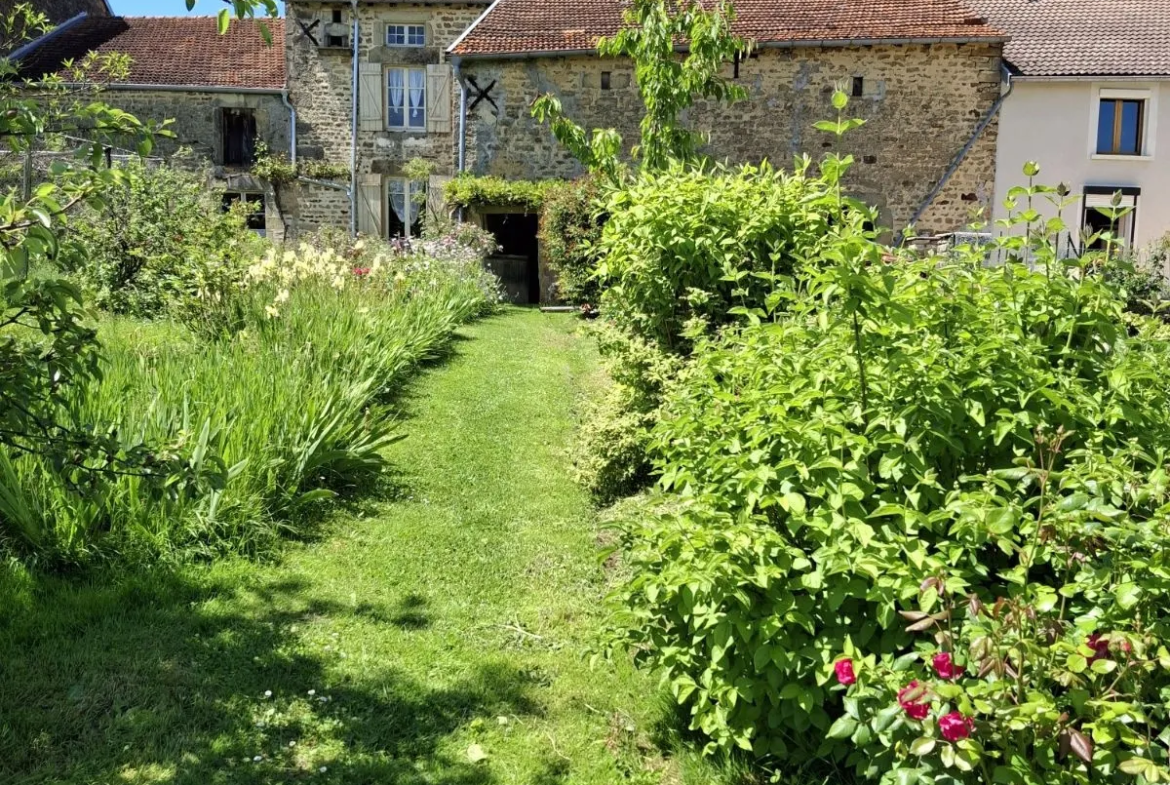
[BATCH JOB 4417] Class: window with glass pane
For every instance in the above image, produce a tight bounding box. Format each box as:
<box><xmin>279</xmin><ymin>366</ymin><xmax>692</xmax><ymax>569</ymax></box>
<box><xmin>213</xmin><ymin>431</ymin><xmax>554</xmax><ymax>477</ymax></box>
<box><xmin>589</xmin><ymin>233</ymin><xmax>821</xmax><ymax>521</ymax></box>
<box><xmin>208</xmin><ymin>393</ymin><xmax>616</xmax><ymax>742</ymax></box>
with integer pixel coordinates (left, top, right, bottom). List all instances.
<box><xmin>1097</xmin><ymin>98</ymin><xmax>1145</xmax><ymax>155</ymax></box>
<box><xmin>387</xmin><ymin>179</ymin><xmax>427</xmax><ymax>238</ymax></box>
<box><xmin>386</xmin><ymin>68</ymin><xmax>426</xmax><ymax>130</ymax></box>
<box><xmin>387</xmin><ymin>23</ymin><xmax>425</xmax><ymax>47</ymax></box>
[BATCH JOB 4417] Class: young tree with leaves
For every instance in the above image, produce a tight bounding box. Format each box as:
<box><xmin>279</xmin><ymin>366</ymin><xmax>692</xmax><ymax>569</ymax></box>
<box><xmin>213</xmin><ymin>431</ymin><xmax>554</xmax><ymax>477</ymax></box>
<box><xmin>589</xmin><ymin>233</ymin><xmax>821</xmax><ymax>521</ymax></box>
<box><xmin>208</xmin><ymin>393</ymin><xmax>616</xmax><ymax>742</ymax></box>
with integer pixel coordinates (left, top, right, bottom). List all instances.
<box><xmin>532</xmin><ymin>0</ymin><xmax>749</xmax><ymax>180</ymax></box>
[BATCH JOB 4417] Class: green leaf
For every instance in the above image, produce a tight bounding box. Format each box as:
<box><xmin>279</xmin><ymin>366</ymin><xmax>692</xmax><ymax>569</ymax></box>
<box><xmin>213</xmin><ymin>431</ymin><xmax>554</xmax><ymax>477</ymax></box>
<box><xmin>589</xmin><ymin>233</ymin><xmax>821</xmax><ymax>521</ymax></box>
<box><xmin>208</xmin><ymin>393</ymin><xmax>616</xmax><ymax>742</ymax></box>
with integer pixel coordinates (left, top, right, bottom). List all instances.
<box><xmin>894</xmin><ymin>769</ymin><xmax>921</xmax><ymax>785</ymax></box>
<box><xmin>1066</xmin><ymin>653</ymin><xmax>1087</xmax><ymax>674</ymax></box>
<box><xmin>1115</xmin><ymin>582</ymin><xmax>1142</xmax><ymax>611</ymax></box>
<box><xmin>828</xmin><ymin>715</ymin><xmax>856</xmax><ymax>739</ymax></box>
<box><xmin>873</xmin><ymin>704</ymin><xmax>901</xmax><ymax>732</ymax></box>
<box><xmin>910</xmin><ymin>737</ymin><xmax>936</xmax><ymax>756</ymax></box>
<box><xmin>217</xmin><ymin>8</ymin><xmax>231</xmax><ymax>35</ymax></box>
<box><xmin>1091</xmin><ymin>658</ymin><xmax>1118</xmax><ymax>675</ymax></box>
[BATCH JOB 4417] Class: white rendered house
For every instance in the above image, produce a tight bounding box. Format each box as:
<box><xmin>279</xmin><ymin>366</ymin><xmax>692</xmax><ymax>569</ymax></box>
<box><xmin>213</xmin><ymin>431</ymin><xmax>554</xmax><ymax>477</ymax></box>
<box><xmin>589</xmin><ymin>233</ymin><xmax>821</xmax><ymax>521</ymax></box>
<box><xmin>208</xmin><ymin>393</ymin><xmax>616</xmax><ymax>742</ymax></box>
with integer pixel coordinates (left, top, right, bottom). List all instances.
<box><xmin>973</xmin><ymin>0</ymin><xmax>1170</xmax><ymax>255</ymax></box>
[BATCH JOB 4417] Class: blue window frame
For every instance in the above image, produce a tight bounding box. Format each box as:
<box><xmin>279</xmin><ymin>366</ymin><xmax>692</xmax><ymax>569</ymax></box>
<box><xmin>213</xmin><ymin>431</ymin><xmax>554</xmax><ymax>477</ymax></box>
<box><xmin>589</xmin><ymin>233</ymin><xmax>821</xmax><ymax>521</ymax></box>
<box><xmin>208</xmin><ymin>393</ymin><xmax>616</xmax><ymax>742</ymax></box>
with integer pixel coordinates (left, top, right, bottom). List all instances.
<box><xmin>1097</xmin><ymin>98</ymin><xmax>1145</xmax><ymax>156</ymax></box>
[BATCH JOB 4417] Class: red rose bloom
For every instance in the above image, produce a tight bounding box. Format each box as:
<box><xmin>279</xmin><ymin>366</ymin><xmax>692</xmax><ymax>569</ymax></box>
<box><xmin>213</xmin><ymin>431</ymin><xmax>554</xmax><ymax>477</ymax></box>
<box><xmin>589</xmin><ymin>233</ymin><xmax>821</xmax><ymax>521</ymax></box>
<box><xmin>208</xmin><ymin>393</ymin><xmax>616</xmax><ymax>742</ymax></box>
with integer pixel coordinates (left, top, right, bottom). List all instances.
<box><xmin>353</xmin><ymin>266</ymin><xmax>371</xmax><ymax>278</ymax></box>
<box><xmin>939</xmin><ymin>711</ymin><xmax>975</xmax><ymax>742</ymax></box>
<box><xmin>834</xmin><ymin>658</ymin><xmax>857</xmax><ymax>686</ymax></box>
<box><xmin>932</xmin><ymin>652</ymin><xmax>966</xmax><ymax>681</ymax></box>
<box><xmin>1087</xmin><ymin>634</ymin><xmax>1109</xmax><ymax>662</ymax></box>
<box><xmin>897</xmin><ymin>681</ymin><xmax>930</xmax><ymax>720</ymax></box>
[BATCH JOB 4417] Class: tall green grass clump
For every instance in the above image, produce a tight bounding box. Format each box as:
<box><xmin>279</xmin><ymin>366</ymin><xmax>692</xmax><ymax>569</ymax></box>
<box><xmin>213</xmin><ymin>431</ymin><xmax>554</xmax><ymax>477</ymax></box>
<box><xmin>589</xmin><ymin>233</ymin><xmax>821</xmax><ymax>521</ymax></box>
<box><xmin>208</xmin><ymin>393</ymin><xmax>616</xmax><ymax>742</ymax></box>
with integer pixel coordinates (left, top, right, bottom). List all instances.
<box><xmin>0</xmin><ymin>230</ymin><xmax>500</xmax><ymax>565</ymax></box>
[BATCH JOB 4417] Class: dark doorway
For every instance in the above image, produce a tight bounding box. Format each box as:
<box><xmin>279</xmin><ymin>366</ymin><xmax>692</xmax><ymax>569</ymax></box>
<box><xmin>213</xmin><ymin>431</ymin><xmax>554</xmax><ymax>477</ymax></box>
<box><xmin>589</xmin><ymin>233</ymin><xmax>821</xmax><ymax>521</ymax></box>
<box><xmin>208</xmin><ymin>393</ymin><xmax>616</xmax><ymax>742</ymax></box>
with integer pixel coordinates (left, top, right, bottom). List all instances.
<box><xmin>485</xmin><ymin>213</ymin><xmax>540</xmax><ymax>304</ymax></box>
<box><xmin>221</xmin><ymin>108</ymin><xmax>257</xmax><ymax>166</ymax></box>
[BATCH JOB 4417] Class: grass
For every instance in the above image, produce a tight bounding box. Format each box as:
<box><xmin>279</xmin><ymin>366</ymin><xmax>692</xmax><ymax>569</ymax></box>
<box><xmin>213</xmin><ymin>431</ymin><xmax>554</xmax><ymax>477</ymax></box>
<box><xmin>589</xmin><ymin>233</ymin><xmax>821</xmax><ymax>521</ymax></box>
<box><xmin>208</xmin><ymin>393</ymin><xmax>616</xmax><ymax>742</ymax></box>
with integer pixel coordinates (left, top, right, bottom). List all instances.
<box><xmin>0</xmin><ymin>308</ymin><xmax>732</xmax><ymax>785</ymax></box>
<box><xmin>0</xmin><ymin>253</ymin><xmax>491</xmax><ymax>563</ymax></box>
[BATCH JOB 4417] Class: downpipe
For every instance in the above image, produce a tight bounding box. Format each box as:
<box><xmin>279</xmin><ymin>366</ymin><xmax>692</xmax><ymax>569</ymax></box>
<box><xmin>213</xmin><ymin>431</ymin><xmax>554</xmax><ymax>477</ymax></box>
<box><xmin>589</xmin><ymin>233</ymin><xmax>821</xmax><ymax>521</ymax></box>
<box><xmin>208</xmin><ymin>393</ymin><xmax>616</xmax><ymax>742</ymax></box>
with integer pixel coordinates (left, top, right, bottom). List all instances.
<box><xmin>452</xmin><ymin>55</ymin><xmax>469</xmax><ymax>222</ymax></box>
<box><xmin>349</xmin><ymin>0</ymin><xmax>359</xmax><ymax>237</ymax></box>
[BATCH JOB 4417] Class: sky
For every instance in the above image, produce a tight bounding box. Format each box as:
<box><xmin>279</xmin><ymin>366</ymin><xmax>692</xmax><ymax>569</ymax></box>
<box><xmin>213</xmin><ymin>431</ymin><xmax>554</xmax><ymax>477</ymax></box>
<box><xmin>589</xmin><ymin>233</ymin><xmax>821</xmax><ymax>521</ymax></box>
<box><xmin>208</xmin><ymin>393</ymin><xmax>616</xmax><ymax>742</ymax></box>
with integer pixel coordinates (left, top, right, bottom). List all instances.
<box><xmin>110</xmin><ymin>1</ymin><xmax>284</xmax><ymax>16</ymax></box>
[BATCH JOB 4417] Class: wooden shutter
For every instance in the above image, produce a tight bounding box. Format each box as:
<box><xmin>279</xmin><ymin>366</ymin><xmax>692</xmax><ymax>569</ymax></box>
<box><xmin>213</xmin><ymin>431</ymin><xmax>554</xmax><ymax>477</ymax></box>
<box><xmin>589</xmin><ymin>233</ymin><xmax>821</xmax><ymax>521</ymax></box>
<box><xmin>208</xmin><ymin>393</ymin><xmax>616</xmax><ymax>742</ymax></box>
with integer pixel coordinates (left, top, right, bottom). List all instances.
<box><xmin>359</xmin><ymin>64</ymin><xmax>384</xmax><ymax>132</ymax></box>
<box><xmin>426</xmin><ymin>64</ymin><xmax>453</xmax><ymax>135</ymax></box>
<box><xmin>357</xmin><ymin>174</ymin><xmax>383</xmax><ymax>237</ymax></box>
<box><xmin>427</xmin><ymin>174</ymin><xmax>453</xmax><ymax>221</ymax></box>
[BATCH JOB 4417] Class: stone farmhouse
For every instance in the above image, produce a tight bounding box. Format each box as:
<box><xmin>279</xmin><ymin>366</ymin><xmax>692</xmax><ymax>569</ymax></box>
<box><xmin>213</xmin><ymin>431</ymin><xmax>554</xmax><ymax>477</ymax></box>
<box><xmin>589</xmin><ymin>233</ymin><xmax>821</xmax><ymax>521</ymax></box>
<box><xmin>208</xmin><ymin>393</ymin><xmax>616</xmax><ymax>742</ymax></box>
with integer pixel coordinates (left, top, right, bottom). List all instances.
<box><xmin>11</xmin><ymin>13</ymin><xmax>291</xmax><ymax>240</ymax></box>
<box><xmin>9</xmin><ymin>0</ymin><xmax>1021</xmax><ymax>300</ymax></box>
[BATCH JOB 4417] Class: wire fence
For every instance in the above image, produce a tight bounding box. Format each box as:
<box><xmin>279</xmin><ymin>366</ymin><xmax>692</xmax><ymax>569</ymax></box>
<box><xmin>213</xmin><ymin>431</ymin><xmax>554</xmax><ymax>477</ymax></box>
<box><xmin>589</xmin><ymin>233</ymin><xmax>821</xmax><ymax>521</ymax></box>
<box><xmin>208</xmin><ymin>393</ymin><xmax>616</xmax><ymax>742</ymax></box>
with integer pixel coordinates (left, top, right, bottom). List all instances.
<box><xmin>0</xmin><ymin>134</ymin><xmax>171</xmax><ymax>197</ymax></box>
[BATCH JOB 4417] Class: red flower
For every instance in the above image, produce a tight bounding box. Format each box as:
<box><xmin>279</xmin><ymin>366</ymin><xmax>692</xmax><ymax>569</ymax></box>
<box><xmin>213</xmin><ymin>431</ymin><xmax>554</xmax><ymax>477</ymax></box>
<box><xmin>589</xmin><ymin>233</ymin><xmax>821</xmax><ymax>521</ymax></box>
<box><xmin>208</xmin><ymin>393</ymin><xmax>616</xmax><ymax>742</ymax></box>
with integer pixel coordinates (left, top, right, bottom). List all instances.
<box><xmin>1087</xmin><ymin>634</ymin><xmax>1110</xmax><ymax>662</ymax></box>
<box><xmin>834</xmin><ymin>658</ymin><xmax>857</xmax><ymax>686</ymax></box>
<box><xmin>932</xmin><ymin>652</ymin><xmax>966</xmax><ymax>681</ymax></box>
<box><xmin>939</xmin><ymin>711</ymin><xmax>975</xmax><ymax>742</ymax></box>
<box><xmin>353</xmin><ymin>266</ymin><xmax>371</xmax><ymax>278</ymax></box>
<box><xmin>897</xmin><ymin>681</ymin><xmax>930</xmax><ymax>720</ymax></box>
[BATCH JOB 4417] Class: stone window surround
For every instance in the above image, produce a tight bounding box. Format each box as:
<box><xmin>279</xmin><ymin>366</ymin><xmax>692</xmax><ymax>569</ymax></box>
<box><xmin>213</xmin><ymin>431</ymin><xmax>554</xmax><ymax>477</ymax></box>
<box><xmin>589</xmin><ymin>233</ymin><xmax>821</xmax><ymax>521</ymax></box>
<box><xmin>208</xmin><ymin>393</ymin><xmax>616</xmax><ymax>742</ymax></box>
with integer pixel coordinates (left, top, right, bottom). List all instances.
<box><xmin>1089</xmin><ymin>84</ymin><xmax>1158</xmax><ymax>161</ymax></box>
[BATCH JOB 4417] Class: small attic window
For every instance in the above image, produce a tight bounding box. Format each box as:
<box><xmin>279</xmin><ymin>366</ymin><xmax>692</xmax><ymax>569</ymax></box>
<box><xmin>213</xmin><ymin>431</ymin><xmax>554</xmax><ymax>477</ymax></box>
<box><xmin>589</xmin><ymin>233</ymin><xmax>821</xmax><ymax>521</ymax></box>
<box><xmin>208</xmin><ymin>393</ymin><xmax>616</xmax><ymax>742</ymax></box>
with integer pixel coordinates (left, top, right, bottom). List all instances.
<box><xmin>852</xmin><ymin>76</ymin><xmax>864</xmax><ymax>97</ymax></box>
<box><xmin>600</xmin><ymin>72</ymin><xmax>612</xmax><ymax>91</ymax></box>
<box><xmin>326</xmin><ymin>8</ymin><xmax>348</xmax><ymax>47</ymax></box>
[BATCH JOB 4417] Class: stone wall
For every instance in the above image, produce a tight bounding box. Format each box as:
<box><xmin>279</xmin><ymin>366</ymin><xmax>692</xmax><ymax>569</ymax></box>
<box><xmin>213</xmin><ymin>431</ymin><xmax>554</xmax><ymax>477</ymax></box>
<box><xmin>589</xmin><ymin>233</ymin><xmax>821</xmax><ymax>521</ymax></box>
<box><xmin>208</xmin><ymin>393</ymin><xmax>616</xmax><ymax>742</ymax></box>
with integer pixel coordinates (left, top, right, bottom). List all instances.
<box><xmin>462</xmin><ymin>43</ymin><xmax>1005</xmax><ymax>235</ymax></box>
<box><xmin>286</xmin><ymin>1</ymin><xmax>487</xmax><ymax>234</ymax></box>
<box><xmin>97</xmin><ymin>87</ymin><xmax>292</xmax><ymax>241</ymax></box>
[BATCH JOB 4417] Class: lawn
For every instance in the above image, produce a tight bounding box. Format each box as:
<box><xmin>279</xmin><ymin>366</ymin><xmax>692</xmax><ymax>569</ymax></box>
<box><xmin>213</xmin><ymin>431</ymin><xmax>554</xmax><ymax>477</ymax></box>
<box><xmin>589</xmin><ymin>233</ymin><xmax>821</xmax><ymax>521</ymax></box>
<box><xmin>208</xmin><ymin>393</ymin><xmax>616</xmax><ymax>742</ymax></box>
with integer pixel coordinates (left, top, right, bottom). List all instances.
<box><xmin>0</xmin><ymin>309</ymin><xmax>719</xmax><ymax>785</ymax></box>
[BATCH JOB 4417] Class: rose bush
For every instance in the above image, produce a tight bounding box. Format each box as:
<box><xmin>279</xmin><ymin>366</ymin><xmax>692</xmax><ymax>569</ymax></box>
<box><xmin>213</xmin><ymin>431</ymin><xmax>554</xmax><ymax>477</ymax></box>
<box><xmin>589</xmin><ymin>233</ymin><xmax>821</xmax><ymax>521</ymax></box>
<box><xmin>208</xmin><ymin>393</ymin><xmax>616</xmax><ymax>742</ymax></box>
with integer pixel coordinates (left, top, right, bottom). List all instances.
<box><xmin>609</xmin><ymin>163</ymin><xmax>1170</xmax><ymax>781</ymax></box>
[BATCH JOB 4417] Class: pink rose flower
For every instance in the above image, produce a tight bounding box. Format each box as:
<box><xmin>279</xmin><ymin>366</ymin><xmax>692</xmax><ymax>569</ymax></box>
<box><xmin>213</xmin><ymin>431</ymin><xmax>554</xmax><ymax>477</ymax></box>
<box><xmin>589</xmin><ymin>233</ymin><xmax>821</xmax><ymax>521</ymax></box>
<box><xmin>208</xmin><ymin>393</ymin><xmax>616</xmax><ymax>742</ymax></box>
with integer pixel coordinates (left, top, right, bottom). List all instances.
<box><xmin>834</xmin><ymin>658</ymin><xmax>857</xmax><ymax>686</ymax></box>
<box><xmin>897</xmin><ymin>681</ymin><xmax>930</xmax><ymax>720</ymax></box>
<box><xmin>939</xmin><ymin>711</ymin><xmax>975</xmax><ymax>742</ymax></box>
<box><xmin>932</xmin><ymin>652</ymin><xmax>966</xmax><ymax>681</ymax></box>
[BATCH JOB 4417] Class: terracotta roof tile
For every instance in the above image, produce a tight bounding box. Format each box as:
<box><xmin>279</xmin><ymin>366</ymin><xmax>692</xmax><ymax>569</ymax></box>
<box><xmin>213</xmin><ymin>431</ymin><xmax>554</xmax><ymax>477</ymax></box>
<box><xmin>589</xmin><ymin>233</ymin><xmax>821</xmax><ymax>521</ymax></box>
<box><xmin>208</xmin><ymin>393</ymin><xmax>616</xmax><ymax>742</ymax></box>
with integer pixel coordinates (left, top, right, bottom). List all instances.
<box><xmin>17</xmin><ymin>16</ymin><xmax>285</xmax><ymax>90</ymax></box>
<box><xmin>451</xmin><ymin>0</ymin><xmax>1004</xmax><ymax>57</ymax></box>
<box><xmin>969</xmin><ymin>0</ymin><xmax>1170</xmax><ymax>77</ymax></box>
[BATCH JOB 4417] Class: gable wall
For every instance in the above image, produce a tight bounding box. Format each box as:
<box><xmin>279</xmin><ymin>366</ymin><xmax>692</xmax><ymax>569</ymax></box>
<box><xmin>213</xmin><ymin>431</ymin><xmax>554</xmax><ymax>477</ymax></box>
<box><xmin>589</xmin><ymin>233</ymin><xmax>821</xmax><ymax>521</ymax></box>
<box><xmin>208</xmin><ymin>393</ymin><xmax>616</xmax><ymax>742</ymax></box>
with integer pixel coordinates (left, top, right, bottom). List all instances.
<box><xmin>462</xmin><ymin>43</ymin><xmax>1004</xmax><ymax>234</ymax></box>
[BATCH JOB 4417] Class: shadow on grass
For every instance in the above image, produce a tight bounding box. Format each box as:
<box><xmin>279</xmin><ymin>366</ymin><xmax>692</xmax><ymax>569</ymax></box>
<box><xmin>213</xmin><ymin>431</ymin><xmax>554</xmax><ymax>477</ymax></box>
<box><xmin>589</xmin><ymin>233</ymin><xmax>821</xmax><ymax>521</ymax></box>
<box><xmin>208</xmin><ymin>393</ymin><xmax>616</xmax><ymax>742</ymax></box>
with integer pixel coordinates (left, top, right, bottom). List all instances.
<box><xmin>0</xmin><ymin>566</ymin><xmax>536</xmax><ymax>785</ymax></box>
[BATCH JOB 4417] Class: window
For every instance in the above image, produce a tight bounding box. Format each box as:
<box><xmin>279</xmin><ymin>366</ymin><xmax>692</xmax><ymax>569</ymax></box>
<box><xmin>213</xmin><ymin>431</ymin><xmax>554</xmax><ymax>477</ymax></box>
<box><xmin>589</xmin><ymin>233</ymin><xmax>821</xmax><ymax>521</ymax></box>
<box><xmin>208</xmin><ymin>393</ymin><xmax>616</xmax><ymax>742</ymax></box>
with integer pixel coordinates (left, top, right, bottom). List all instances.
<box><xmin>387</xmin><ymin>179</ymin><xmax>426</xmax><ymax>238</ymax></box>
<box><xmin>1082</xmin><ymin>188</ymin><xmax>1138</xmax><ymax>250</ymax></box>
<box><xmin>326</xmin><ymin>9</ymin><xmax>347</xmax><ymax>47</ymax></box>
<box><xmin>600</xmin><ymin>72</ymin><xmax>612</xmax><ymax>91</ymax></box>
<box><xmin>1097</xmin><ymin>97</ymin><xmax>1146</xmax><ymax>156</ymax></box>
<box><xmin>387</xmin><ymin>23</ymin><xmax>425</xmax><ymax>47</ymax></box>
<box><xmin>852</xmin><ymin>76</ymin><xmax>865</xmax><ymax>98</ymax></box>
<box><xmin>387</xmin><ymin>67</ymin><xmax>426</xmax><ymax>130</ymax></box>
<box><xmin>221</xmin><ymin>108</ymin><xmax>257</xmax><ymax>166</ymax></box>
<box><xmin>223</xmin><ymin>192</ymin><xmax>266</xmax><ymax>236</ymax></box>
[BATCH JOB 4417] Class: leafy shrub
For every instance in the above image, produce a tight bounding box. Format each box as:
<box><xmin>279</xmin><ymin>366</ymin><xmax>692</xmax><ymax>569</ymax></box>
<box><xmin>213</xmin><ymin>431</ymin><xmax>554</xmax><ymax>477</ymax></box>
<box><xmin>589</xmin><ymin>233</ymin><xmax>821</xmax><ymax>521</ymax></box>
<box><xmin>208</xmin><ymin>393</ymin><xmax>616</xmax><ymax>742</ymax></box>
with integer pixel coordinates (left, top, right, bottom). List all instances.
<box><xmin>570</xmin><ymin>160</ymin><xmax>838</xmax><ymax>499</ymax></box>
<box><xmin>443</xmin><ymin>175</ymin><xmax>554</xmax><ymax>213</ymax></box>
<box><xmin>572</xmin><ymin>320</ymin><xmax>682</xmax><ymax>502</ymax></box>
<box><xmin>609</xmin><ymin>179</ymin><xmax>1170</xmax><ymax>781</ymax></box>
<box><xmin>597</xmin><ymin>159</ymin><xmax>836</xmax><ymax>353</ymax></box>
<box><xmin>63</xmin><ymin>160</ymin><xmax>264</xmax><ymax>319</ymax></box>
<box><xmin>539</xmin><ymin>177</ymin><xmax>606</xmax><ymax>305</ymax></box>
<box><xmin>0</xmin><ymin>229</ymin><xmax>498</xmax><ymax>565</ymax></box>
<box><xmin>1101</xmin><ymin>234</ymin><xmax>1170</xmax><ymax>318</ymax></box>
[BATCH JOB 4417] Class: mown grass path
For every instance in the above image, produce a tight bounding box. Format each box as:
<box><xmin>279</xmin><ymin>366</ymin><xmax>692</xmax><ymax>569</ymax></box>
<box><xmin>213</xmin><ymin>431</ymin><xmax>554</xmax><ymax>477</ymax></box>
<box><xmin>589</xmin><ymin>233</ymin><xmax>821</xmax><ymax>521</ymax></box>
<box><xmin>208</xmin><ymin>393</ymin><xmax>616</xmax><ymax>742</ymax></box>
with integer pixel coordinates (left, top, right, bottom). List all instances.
<box><xmin>0</xmin><ymin>309</ymin><xmax>688</xmax><ymax>785</ymax></box>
